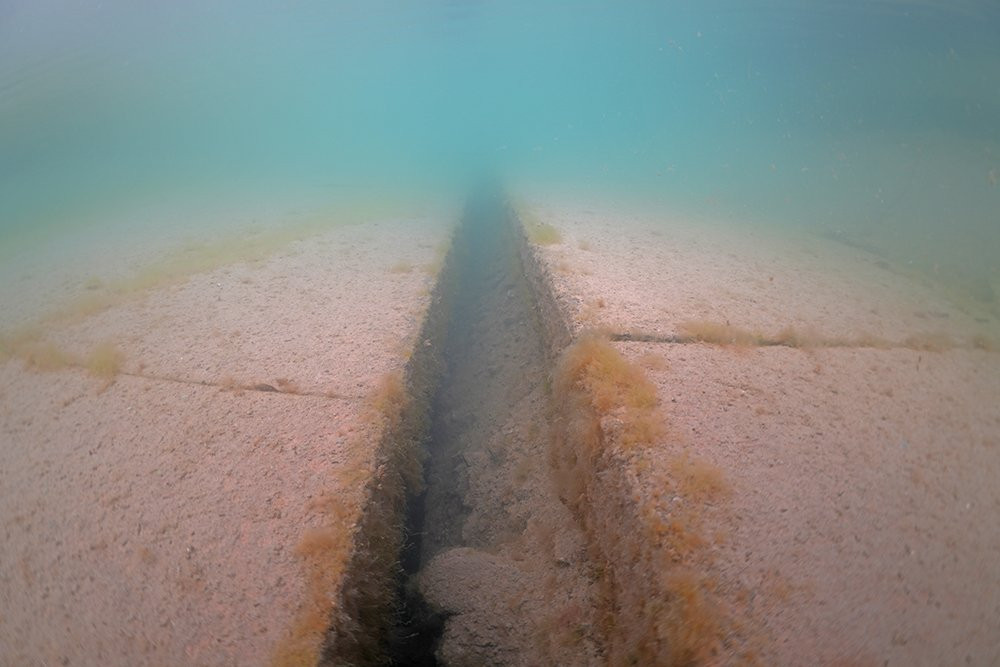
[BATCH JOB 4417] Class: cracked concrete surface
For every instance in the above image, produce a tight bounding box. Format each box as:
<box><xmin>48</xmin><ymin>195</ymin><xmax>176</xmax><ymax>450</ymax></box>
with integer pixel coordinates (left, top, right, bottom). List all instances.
<box><xmin>0</xmin><ymin>215</ymin><xmax>451</xmax><ymax>666</ymax></box>
<box><xmin>517</xmin><ymin>198</ymin><xmax>1000</xmax><ymax>665</ymax></box>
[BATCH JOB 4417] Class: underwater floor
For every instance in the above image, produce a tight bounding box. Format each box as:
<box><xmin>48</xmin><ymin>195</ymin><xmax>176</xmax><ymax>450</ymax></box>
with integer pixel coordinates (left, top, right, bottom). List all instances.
<box><xmin>1</xmin><ymin>192</ymin><xmax>999</xmax><ymax>665</ymax></box>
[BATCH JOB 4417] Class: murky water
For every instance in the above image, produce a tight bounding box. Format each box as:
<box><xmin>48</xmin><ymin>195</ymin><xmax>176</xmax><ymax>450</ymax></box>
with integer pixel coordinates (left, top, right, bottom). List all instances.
<box><xmin>2</xmin><ymin>1</ymin><xmax>998</xmax><ymax>287</ymax></box>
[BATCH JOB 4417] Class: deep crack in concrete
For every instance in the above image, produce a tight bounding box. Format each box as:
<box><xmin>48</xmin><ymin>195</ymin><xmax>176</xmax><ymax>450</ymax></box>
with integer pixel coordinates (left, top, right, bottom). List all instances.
<box><xmin>389</xmin><ymin>189</ymin><xmax>603</xmax><ymax>666</ymax></box>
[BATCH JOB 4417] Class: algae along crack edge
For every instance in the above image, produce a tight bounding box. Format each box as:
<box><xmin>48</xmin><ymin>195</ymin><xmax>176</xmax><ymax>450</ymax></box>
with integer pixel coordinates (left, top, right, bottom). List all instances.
<box><xmin>270</xmin><ymin>213</ymin><xmax>456</xmax><ymax>666</ymax></box>
<box><xmin>276</xmin><ymin>188</ymin><xmax>746</xmax><ymax>667</ymax></box>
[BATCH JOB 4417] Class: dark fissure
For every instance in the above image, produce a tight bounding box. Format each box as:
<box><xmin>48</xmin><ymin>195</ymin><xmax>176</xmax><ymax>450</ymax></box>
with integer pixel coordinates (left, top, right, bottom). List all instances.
<box><xmin>390</xmin><ymin>187</ymin><xmax>531</xmax><ymax>664</ymax></box>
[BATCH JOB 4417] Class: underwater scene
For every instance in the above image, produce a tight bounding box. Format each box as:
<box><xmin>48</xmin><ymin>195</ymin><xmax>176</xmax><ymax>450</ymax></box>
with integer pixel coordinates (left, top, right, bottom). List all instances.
<box><xmin>1</xmin><ymin>1</ymin><xmax>999</xmax><ymax>665</ymax></box>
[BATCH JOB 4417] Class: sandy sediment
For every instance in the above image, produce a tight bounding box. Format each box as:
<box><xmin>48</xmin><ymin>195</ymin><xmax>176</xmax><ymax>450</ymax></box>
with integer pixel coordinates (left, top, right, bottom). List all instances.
<box><xmin>515</xmin><ymin>199</ymin><xmax>1000</xmax><ymax>664</ymax></box>
<box><xmin>0</xmin><ymin>217</ymin><xmax>451</xmax><ymax>665</ymax></box>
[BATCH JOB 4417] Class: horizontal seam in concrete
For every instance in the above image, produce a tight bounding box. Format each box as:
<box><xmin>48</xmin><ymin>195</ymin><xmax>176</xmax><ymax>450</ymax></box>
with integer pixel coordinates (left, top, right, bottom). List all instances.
<box><xmin>610</xmin><ymin>331</ymin><xmax>992</xmax><ymax>352</ymax></box>
<box><xmin>112</xmin><ymin>369</ymin><xmax>365</xmax><ymax>400</ymax></box>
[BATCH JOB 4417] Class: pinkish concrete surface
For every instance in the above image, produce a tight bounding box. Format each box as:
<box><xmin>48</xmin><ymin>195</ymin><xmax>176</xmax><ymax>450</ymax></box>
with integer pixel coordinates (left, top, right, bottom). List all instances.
<box><xmin>0</xmin><ymin>216</ymin><xmax>451</xmax><ymax>666</ymax></box>
<box><xmin>522</xmin><ymin>201</ymin><xmax>997</xmax><ymax>345</ymax></box>
<box><xmin>519</xmin><ymin>199</ymin><xmax>1000</xmax><ymax>665</ymax></box>
<box><xmin>42</xmin><ymin>219</ymin><xmax>447</xmax><ymax>398</ymax></box>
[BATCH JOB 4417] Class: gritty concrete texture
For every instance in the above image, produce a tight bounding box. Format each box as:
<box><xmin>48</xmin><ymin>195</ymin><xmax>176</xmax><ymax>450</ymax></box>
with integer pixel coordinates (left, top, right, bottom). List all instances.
<box><xmin>518</xmin><ymin>199</ymin><xmax>1000</xmax><ymax>664</ymax></box>
<box><xmin>41</xmin><ymin>219</ymin><xmax>447</xmax><ymax>398</ymax></box>
<box><xmin>522</xmin><ymin>200</ymin><xmax>997</xmax><ymax>345</ymax></box>
<box><xmin>0</xmin><ymin>215</ymin><xmax>451</xmax><ymax>666</ymax></box>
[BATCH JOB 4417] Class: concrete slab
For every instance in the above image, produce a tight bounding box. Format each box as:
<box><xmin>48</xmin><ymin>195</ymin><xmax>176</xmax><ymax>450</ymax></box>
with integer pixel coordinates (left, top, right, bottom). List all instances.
<box><xmin>518</xmin><ymin>199</ymin><xmax>1000</xmax><ymax>663</ymax></box>
<box><xmin>36</xmin><ymin>218</ymin><xmax>447</xmax><ymax>398</ymax></box>
<box><xmin>521</xmin><ymin>201</ymin><xmax>998</xmax><ymax>345</ymax></box>
<box><xmin>0</xmin><ymin>215</ymin><xmax>452</xmax><ymax>665</ymax></box>
<box><xmin>0</xmin><ymin>369</ymin><xmax>366</xmax><ymax>665</ymax></box>
<box><xmin>622</xmin><ymin>343</ymin><xmax>1000</xmax><ymax>665</ymax></box>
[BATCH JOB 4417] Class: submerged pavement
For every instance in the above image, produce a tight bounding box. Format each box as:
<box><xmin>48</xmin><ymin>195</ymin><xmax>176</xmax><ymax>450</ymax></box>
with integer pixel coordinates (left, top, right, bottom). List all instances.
<box><xmin>3</xmin><ymin>193</ymin><xmax>998</xmax><ymax>665</ymax></box>
<box><xmin>0</xmin><ymin>216</ymin><xmax>451</xmax><ymax>665</ymax></box>
<box><xmin>518</xmin><ymin>198</ymin><xmax>1000</xmax><ymax>665</ymax></box>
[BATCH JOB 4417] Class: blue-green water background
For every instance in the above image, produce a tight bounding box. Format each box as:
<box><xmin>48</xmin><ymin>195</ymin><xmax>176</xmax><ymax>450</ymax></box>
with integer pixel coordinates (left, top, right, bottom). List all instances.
<box><xmin>2</xmin><ymin>1</ymin><xmax>998</xmax><ymax>288</ymax></box>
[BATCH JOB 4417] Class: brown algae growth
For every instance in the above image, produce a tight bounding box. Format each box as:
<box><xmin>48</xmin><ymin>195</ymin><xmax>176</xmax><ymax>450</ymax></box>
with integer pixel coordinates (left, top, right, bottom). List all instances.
<box><xmin>551</xmin><ymin>333</ymin><xmax>746</xmax><ymax>664</ymax></box>
<box><xmin>272</xmin><ymin>373</ymin><xmax>417</xmax><ymax>666</ymax></box>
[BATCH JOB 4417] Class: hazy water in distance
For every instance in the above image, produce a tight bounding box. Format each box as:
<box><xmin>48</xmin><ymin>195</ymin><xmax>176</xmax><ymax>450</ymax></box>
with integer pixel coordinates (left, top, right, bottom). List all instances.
<box><xmin>2</xmin><ymin>0</ymin><xmax>998</xmax><ymax>303</ymax></box>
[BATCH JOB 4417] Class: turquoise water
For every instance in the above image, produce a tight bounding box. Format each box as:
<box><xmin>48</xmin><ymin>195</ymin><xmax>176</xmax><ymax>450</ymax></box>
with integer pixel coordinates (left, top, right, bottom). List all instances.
<box><xmin>2</xmin><ymin>1</ymin><xmax>998</xmax><ymax>288</ymax></box>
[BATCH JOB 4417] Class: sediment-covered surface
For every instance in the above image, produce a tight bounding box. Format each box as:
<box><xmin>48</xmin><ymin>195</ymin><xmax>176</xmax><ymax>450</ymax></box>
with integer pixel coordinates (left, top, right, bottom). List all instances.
<box><xmin>0</xmin><ymin>216</ymin><xmax>450</xmax><ymax>665</ymax></box>
<box><xmin>515</xmin><ymin>199</ymin><xmax>1000</xmax><ymax>664</ymax></box>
